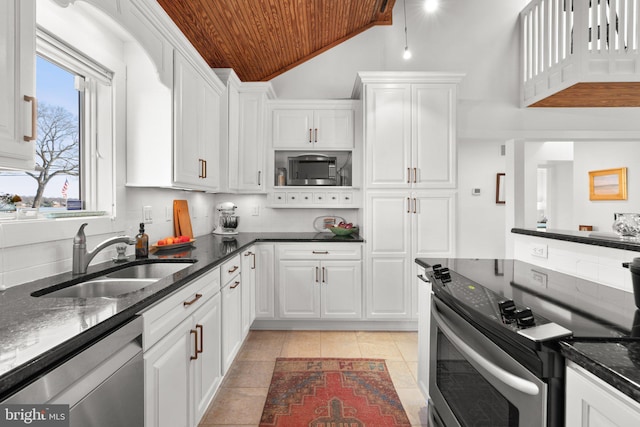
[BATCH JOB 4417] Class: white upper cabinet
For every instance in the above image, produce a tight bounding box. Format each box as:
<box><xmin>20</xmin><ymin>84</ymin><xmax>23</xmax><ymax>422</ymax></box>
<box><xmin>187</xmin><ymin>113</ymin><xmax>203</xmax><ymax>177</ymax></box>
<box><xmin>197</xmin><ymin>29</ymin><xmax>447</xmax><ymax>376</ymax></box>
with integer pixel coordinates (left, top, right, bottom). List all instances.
<box><xmin>0</xmin><ymin>0</ymin><xmax>36</xmax><ymax>171</ymax></box>
<box><xmin>358</xmin><ymin>73</ymin><xmax>463</xmax><ymax>189</ymax></box>
<box><xmin>173</xmin><ymin>51</ymin><xmax>220</xmax><ymax>191</ymax></box>
<box><xmin>271</xmin><ymin>101</ymin><xmax>355</xmax><ymax>149</ymax></box>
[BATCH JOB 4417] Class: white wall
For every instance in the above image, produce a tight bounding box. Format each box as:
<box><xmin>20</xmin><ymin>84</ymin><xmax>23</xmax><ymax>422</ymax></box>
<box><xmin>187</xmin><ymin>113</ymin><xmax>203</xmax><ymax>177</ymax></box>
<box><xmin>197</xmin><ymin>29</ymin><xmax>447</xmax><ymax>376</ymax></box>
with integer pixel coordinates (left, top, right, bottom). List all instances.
<box><xmin>573</xmin><ymin>141</ymin><xmax>640</xmax><ymax>231</ymax></box>
<box><xmin>456</xmin><ymin>139</ymin><xmax>506</xmax><ymax>258</ymax></box>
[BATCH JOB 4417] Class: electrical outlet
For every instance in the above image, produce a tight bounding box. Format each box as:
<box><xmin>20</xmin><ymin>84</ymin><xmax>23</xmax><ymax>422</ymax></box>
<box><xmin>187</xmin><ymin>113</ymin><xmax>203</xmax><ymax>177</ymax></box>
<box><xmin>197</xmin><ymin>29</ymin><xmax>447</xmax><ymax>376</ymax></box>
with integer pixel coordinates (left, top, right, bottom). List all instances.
<box><xmin>530</xmin><ymin>244</ymin><xmax>548</xmax><ymax>258</ymax></box>
<box><xmin>165</xmin><ymin>206</ymin><xmax>172</xmax><ymax>222</ymax></box>
<box><xmin>143</xmin><ymin>206</ymin><xmax>153</xmax><ymax>224</ymax></box>
<box><xmin>252</xmin><ymin>206</ymin><xmax>260</xmax><ymax>216</ymax></box>
<box><xmin>530</xmin><ymin>270</ymin><xmax>548</xmax><ymax>288</ymax></box>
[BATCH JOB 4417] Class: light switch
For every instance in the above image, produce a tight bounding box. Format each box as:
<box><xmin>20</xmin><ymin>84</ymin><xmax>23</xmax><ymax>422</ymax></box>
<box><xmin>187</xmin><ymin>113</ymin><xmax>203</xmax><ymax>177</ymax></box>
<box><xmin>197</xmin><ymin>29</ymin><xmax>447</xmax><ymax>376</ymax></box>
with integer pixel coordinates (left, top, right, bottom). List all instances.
<box><xmin>143</xmin><ymin>206</ymin><xmax>153</xmax><ymax>224</ymax></box>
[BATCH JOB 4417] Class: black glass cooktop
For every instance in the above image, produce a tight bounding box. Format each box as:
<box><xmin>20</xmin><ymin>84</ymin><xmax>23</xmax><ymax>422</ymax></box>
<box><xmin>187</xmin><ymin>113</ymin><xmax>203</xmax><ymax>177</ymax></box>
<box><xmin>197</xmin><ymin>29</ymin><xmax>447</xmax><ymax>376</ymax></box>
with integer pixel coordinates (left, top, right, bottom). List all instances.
<box><xmin>424</xmin><ymin>259</ymin><xmax>639</xmax><ymax>342</ymax></box>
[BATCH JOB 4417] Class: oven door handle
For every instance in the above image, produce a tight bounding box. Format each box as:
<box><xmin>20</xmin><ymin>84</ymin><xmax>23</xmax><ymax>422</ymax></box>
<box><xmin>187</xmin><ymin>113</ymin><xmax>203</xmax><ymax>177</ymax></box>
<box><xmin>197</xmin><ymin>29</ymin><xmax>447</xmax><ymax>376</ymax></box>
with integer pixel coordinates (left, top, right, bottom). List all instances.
<box><xmin>432</xmin><ymin>303</ymin><xmax>540</xmax><ymax>396</ymax></box>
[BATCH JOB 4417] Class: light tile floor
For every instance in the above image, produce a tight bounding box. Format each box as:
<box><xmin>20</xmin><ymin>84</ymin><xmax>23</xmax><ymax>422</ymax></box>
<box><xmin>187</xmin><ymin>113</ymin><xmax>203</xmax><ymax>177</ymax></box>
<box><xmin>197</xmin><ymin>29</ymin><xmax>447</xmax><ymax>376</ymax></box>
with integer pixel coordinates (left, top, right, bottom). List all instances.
<box><xmin>198</xmin><ymin>330</ymin><xmax>430</xmax><ymax>427</ymax></box>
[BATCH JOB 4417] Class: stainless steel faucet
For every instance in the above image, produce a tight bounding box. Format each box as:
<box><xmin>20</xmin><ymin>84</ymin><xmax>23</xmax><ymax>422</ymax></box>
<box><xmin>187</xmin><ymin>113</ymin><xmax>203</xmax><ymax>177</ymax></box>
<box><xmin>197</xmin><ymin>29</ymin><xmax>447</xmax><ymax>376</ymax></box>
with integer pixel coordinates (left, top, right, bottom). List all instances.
<box><xmin>73</xmin><ymin>223</ymin><xmax>136</xmax><ymax>274</ymax></box>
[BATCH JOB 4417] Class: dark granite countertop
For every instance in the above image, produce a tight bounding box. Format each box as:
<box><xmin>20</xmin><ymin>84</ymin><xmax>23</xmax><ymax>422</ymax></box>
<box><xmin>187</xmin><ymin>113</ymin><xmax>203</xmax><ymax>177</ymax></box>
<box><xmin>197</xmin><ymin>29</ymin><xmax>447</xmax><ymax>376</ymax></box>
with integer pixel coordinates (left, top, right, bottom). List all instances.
<box><xmin>0</xmin><ymin>231</ymin><xmax>363</xmax><ymax>400</ymax></box>
<box><xmin>560</xmin><ymin>340</ymin><xmax>640</xmax><ymax>403</ymax></box>
<box><xmin>512</xmin><ymin>228</ymin><xmax>640</xmax><ymax>252</ymax></box>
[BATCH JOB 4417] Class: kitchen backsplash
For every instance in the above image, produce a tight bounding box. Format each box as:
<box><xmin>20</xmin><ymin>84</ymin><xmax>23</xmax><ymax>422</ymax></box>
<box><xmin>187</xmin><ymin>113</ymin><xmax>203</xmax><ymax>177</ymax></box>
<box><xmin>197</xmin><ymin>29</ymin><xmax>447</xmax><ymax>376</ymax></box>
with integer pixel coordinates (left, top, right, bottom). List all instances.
<box><xmin>0</xmin><ymin>189</ymin><xmax>360</xmax><ymax>290</ymax></box>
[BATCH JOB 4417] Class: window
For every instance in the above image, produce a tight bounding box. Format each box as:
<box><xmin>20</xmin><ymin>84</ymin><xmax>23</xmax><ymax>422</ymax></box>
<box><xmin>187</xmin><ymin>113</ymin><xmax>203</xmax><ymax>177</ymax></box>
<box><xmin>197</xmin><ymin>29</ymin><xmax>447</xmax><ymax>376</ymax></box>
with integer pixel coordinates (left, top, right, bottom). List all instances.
<box><xmin>0</xmin><ymin>29</ymin><xmax>114</xmax><ymax>214</ymax></box>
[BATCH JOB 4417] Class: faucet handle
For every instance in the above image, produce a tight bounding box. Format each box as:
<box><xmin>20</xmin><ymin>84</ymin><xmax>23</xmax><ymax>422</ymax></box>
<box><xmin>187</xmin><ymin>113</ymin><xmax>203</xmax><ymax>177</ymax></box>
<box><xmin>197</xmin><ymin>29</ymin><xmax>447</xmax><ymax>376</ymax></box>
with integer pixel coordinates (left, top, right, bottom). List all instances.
<box><xmin>74</xmin><ymin>223</ymin><xmax>88</xmax><ymax>245</ymax></box>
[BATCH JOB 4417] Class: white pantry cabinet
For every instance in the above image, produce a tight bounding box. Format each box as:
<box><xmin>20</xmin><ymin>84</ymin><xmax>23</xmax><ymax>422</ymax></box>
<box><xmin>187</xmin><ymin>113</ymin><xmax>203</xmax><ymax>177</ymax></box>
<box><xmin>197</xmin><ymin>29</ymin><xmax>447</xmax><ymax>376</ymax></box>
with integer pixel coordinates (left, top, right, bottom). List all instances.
<box><xmin>271</xmin><ymin>101</ymin><xmax>355</xmax><ymax>149</ymax></box>
<box><xmin>143</xmin><ymin>268</ymin><xmax>222</xmax><ymax>427</ymax></box>
<box><xmin>565</xmin><ymin>362</ymin><xmax>640</xmax><ymax>427</ymax></box>
<box><xmin>365</xmin><ymin>191</ymin><xmax>455</xmax><ymax>319</ymax></box>
<box><xmin>0</xmin><ymin>0</ymin><xmax>36</xmax><ymax>171</ymax></box>
<box><xmin>277</xmin><ymin>244</ymin><xmax>362</xmax><ymax>319</ymax></box>
<box><xmin>357</xmin><ymin>73</ymin><xmax>463</xmax><ymax>189</ymax></box>
<box><xmin>173</xmin><ymin>50</ymin><xmax>221</xmax><ymax>191</ymax></box>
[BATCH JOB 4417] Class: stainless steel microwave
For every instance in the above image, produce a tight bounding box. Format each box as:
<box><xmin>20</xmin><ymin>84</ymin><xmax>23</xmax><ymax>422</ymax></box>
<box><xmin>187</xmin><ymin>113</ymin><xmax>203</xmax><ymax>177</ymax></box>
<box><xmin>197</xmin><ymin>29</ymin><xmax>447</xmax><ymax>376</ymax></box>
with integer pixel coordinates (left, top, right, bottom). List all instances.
<box><xmin>288</xmin><ymin>154</ymin><xmax>337</xmax><ymax>186</ymax></box>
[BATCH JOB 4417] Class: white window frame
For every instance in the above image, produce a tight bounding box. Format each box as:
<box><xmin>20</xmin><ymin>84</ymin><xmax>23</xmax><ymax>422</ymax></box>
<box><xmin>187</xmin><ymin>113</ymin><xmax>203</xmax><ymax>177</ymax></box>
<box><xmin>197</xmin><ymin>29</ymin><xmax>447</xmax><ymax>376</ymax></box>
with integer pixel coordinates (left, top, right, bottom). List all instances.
<box><xmin>35</xmin><ymin>27</ymin><xmax>116</xmax><ymax>216</ymax></box>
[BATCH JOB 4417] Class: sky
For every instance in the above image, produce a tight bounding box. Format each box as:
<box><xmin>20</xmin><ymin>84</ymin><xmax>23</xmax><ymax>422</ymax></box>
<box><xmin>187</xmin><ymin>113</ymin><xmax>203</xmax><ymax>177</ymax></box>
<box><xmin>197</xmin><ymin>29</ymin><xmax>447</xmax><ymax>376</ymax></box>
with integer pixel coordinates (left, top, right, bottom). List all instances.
<box><xmin>0</xmin><ymin>56</ymin><xmax>80</xmax><ymax>200</ymax></box>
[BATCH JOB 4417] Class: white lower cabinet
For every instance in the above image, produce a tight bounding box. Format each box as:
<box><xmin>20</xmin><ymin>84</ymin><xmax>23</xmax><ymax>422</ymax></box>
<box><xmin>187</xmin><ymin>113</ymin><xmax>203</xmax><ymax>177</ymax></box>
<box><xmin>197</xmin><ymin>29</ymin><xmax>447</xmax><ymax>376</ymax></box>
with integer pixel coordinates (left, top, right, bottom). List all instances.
<box><xmin>277</xmin><ymin>244</ymin><xmax>362</xmax><ymax>320</ymax></box>
<box><xmin>241</xmin><ymin>246</ymin><xmax>257</xmax><ymax>338</ymax></box>
<box><xmin>365</xmin><ymin>191</ymin><xmax>455</xmax><ymax>319</ymax></box>
<box><xmin>143</xmin><ymin>268</ymin><xmax>222</xmax><ymax>427</ymax></box>
<box><xmin>221</xmin><ymin>255</ymin><xmax>243</xmax><ymax>374</ymax></box>
<box><xmin>416</xmin><ymin>266</ymin><xmax>431</xmax><ymax>399</ymax></box>
<box><xmin>565</xmin><ymin>362</ymin><xmax>640</xmax><ymax>427</ymax></box>
<box><xmin>255</xmin><ymin>244</ymin><xmax>275</xmax><ymax>319</ymax></box>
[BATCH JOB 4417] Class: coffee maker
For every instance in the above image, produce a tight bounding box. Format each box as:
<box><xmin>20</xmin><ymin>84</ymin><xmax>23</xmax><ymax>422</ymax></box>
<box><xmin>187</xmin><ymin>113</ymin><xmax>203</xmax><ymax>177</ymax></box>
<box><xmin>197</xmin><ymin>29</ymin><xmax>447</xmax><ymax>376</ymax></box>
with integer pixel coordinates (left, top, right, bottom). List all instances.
<box><xmin>212</xmin><ymin>202</ymin><xmax>239</xmax><ymax>235</ymax></box>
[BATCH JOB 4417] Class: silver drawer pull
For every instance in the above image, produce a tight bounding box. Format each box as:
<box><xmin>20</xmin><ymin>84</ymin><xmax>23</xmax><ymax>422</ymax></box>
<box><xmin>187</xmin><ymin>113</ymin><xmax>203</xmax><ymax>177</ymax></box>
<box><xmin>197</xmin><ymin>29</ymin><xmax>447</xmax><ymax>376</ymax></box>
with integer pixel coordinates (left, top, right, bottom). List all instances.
<box><xmin>230</xmin><ymin>281</ymin><xmax>240</xmax><ymax>289</ymax></box>
<box><xmin>312</xmin><ymin>251</ymin><xmax>329</xmax><ymax>254</ymax></box>
<box><xmin>228</xmin><ymin>265</ymin><xmax>239</xmax><ymax>273</ymax></box>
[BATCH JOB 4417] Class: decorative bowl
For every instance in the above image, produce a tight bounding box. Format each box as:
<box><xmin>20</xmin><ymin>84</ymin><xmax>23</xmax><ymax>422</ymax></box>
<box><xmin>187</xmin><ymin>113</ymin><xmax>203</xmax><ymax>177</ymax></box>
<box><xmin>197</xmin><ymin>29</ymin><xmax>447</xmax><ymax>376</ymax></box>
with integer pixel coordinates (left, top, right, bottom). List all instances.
<box><xmin>329</xmin><ymin>226</ymin><xmax>358</xmax><ymax>236</ymax></box>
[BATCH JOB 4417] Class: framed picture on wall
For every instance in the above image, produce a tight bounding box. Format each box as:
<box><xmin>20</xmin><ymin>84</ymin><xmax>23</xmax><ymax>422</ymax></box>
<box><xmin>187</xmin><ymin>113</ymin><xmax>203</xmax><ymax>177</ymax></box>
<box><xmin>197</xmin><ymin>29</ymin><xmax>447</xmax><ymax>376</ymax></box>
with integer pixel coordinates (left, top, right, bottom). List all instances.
<box><xmin>496</xmin><ymin>173</ymin><xmax>505</xmax><ymax>204</ymax></box>
<box><xmin>589</xmin><ymin>167</ymin><xmax>627</xmax><ymax>200</ymax></box>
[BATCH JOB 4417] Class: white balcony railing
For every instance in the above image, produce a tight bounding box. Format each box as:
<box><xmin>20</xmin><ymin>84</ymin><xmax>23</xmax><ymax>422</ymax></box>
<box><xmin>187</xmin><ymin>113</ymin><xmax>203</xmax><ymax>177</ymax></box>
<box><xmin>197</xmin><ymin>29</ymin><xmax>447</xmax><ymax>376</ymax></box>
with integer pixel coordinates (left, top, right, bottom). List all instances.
<box><xmin>521</xmin><ymin>0</ymin><xmax>640</xmax><ymax>106</ymax></box>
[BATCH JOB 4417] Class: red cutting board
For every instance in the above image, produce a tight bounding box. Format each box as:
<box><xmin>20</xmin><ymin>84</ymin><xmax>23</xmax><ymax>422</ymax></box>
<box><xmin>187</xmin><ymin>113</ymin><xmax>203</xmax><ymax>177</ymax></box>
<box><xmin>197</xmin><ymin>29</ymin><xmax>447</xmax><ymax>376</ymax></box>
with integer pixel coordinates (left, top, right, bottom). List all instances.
<box><xmin>173</xmin><ymin>200</ymin><xmax>193</xmax><ymax>238</ymax></box>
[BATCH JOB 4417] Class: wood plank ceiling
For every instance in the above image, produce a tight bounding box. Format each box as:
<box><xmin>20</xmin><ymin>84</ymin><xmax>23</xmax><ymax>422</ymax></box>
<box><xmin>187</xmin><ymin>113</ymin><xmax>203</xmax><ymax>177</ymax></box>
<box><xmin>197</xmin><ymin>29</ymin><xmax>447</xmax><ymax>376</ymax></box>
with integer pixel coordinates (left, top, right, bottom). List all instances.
<box><xmin>157</xmin><ymin>0</ymin><xmax>396</xmax><ymax>82</ymax></box>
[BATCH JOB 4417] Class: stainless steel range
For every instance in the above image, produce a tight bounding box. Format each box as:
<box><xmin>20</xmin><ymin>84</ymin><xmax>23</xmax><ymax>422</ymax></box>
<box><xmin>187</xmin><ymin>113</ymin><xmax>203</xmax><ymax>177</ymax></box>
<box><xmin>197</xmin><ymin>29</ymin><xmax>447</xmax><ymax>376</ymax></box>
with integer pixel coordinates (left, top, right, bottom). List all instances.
<box><xmin>422</xmin><ymin>259</ymin><xmax>638</xmax><ymax>427</ymax></box>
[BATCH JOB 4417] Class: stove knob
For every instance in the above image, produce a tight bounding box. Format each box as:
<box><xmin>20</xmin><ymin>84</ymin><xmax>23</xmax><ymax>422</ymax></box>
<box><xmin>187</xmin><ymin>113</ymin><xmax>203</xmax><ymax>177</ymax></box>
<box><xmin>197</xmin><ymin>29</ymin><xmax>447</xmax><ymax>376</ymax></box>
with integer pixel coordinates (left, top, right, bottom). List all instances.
<box><xmin>498</xmin><ymin>300</ymin><xmax>517</xmax><ymax>318</ymax></box>
<box><xmin>438</xmin><ymin>268</ymin><xmax>451</xmax><ymax>283</ymax></box>
<box><xmin>515</xmin><ymin>308</ymin><xmax>536</xmax><ymax>327</ymax></box>
<box><xmin>432</xmin><ymin>266</ymin><xmax>445</xmax><ymax>278</ymax></box>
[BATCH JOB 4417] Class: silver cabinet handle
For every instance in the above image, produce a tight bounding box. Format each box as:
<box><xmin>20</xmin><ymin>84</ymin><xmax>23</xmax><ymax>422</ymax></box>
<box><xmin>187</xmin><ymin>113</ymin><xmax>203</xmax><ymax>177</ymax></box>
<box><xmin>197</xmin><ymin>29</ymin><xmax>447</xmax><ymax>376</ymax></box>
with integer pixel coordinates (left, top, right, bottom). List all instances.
<box><xmin>413</xmin><ymin>198</ymin><xmax>417</xmax><ymax>214</ymax></box>
<box><xmin>251</xmin><ymin>252</ymin><xmax>256</xmax><ymax>269</ymax></box>
<box><xmin>417</xmin><ymin>274</ymin><xmax>430</xmax><ymax>283</ymax></box>
<box><xmin>413</xmin><ymin>167</ymin><xmax>417</xmax><ymax>183</ymax></box>
<box><xmin>312</xmin><ymin>251</ymin><xmax>329</xmax><ymax>254</ymax></box>
<box><xmin>407</xmin><ymin>167</ymin><xmax>411</xmax><ymax>184</ymax></box>
<box><xmin>23</xmin><ymin>95</ymin><xmax>37</xmax><ymax>142</ymax></box>
<box><xmin>314</xmin><ymin>128</ymin><xmax>318</xmax><ymax>143</ymax></box>
<box><xmin>407</xmin><ymin>197</ymin><xmax>411</xmax><ymax>213</ymax></box>
<box><xmin>309</xmin><ymin>129</ymin><xmax>312</xmax><ymax>143</ymax></box>
<box><xmin>431</xmin><ymin>300</ymin><xmax>540</xmax><ymax>396</ymax></box>
<box><xmin>315</xmin><ymin>266</ymin><xmax>319</xmax><ymax>283</ymax></box>
<box><xmin>322</xmin><ymin>266</ymin><xmax>325</xmax><ymax>283</ymax></box>
<box><xmin>258</xmin><ymin>171</ymin><xmax>261</xmax><ymax>186</ymax></box>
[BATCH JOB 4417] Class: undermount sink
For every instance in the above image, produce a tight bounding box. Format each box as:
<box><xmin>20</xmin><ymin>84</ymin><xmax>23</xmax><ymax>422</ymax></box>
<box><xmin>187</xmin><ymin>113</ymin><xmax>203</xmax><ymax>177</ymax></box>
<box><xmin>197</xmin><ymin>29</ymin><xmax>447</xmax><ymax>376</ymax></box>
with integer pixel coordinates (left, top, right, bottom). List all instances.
<box><xmin>34</xmin><ymin>260</ymin><xmax>196</xmax><ymax>299</ymax></box>
<box><xmin>42</xmin><ymin>278</ymin><xmax>158</xmax><ymax>298</ymax></box>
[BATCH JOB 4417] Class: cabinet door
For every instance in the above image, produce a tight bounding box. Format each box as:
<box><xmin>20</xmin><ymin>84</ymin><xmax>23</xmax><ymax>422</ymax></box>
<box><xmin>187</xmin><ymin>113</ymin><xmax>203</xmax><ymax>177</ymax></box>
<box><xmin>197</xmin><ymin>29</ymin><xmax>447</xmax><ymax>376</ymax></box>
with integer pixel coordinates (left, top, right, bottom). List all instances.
<box><xmin>221</xmin><ymin>279</ymin><xmax>242</xmax><ymax>374</ymax></box>
<box><xmin>412</xmin><ymin>84</ymin><xmax>456</xmax><ymax>188</ymax></box>
<box><xmin>144</xmin><ymin>317</ymin><xmax>192</xmax><ymax>427</ymax></box>
<box><xmin>365</xmin><ymin>84</ymin><xmax>411</xmax><ymax>188</ymax></box>
<box><xmin>321</xmin><ymin>260</ymin><xmax>362</xmax><ymax>319</ymax></box>
<box><xmin>241</xmin><ymin>247</ymin><xmax>257</xmax><ymax>337</ymax></box>
<box><xmin>412</xmin><ymin>192</ymin><xmax>456</xmax><ymax>257</ymax></box>
<box><xmin>173</xmin><ymin>52</ymin><xmax>202</xmax><ymax>187</ymax></box>
<box><xmin>416</xmin><ymin>271</ymin><xmax>431</xmax><ymax>399</ymax></box>
<box><xmin>192</xmin><ymin>293</ymin><xmax>222</xmax><ymax>424</ymax></box>
<box><xmin>234</xmin><ymin>91</ymin><xmax>265</xmax><ymax>191</ymax></box>
<box><xmin>255</xmin><ymin>244</ymin><xmax>275</xmax><ymax>319</ymax></box>
<box><xmin>566</xmin><ymin>363</ymin><xmax>640</xmax><ymax>427</ymax></box>
<box><xmin>278</xmin><ymin>260</ymin><xmax>320</xmax><ymax>319</ymax></box>
<box><xmin>365</xmin><ymin>193</ymin><xmax>412</xmax><ymax>319</ymax></box>
<box><xmin>200</xmin><ymin>80</ymin><xmax>220</xmax><ymax>191</ymax></box>
<box><xmin>0</xmin><ymin>0</ymin><xmax>36</xmax><ymax>170</ymax></box>
<box><xmin>272</xmin><ymin>109</ymin><xmax>314</xmax><ymax>148</ymax></box>
<box><xmin>313</xmin><ymin>109</ymin><xmax>354</xmax><ymax>149</ymax></box>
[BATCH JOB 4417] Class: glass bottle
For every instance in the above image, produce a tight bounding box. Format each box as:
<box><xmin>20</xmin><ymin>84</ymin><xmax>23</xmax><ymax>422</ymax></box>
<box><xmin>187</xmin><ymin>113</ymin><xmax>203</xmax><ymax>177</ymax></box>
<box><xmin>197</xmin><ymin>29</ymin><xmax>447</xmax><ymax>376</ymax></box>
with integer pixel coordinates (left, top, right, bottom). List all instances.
<box><xmin>135</xmin><ymin>222</ymin><xmax>149</xmax><ymax>258</ymax></box>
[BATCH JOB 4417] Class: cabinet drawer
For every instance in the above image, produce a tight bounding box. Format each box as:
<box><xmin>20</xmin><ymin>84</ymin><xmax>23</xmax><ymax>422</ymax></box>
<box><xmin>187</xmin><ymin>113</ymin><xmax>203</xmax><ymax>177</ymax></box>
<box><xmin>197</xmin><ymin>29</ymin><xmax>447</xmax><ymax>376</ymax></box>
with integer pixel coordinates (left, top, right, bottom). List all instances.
<box><xmin>278</xmin><ymin>243</ymin><xmax>362</xmax><ymax>260</ymax></box>
<box><xmin>221</xmin><ymin>254</ymin><xmax>241</xmax><ymax>283</ymax></box>
<box><xmin>141</xmin><ymin>267</ymin><xmax>220</xmax><ymax>351</ymax></box>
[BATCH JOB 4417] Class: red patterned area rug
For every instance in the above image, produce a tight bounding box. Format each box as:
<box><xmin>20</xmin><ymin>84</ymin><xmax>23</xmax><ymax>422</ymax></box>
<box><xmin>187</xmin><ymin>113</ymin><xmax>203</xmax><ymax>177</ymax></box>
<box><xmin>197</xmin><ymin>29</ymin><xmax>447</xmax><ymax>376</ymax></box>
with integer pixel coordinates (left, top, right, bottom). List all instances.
<box><xmin>259</xmin><ymin>358</ymin><xmax>411</xmax><ymax>427</ymax></box>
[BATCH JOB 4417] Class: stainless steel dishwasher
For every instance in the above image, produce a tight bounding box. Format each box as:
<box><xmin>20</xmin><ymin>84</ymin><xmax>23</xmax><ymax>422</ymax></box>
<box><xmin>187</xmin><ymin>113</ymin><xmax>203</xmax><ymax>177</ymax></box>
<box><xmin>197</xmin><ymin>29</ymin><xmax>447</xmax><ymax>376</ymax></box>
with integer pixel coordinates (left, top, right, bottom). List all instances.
<box><xmin>3</xmin><ymin>316</ymin><xmax>144</xmax><ymax>427</ymax></box>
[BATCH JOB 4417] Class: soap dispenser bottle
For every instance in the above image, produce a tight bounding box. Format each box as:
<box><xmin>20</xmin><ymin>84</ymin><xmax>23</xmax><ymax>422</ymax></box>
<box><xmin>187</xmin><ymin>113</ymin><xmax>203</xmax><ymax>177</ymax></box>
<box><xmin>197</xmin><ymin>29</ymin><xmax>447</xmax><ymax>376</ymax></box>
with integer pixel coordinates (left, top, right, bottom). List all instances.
<box><xmin>135</xmin><ymin>222</ymin><xmax>149</xmax><ymax>259</ymax></box>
